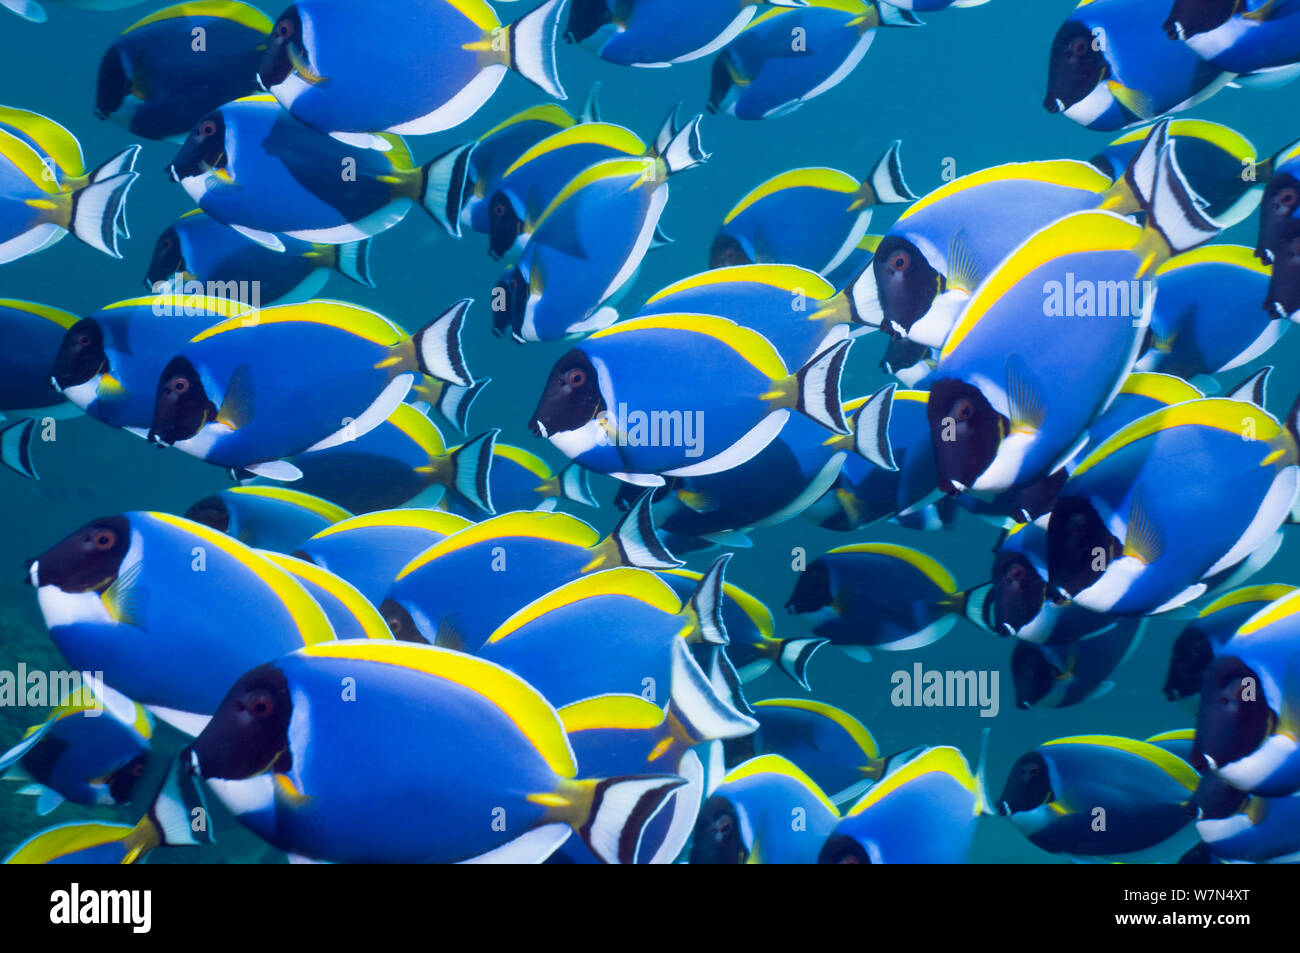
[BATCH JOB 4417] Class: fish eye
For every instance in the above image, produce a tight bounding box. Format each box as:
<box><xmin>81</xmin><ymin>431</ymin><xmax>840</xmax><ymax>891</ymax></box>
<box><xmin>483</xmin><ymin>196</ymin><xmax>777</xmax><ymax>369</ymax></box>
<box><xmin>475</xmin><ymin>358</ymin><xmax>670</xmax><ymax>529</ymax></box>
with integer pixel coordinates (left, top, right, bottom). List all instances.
<box><xmin>1069</xmin><ymin>36</ymin><xmax>1090</xmax><ymax>57</ymax></box>
<box><xmin>75</xmin><ymin>333</ymin><xmax>92</xmax><ymax>348</ymax></box>
<box><xmin>492</xmin><ymin>202</ymin><xmax>506</xmax><ymax>217</ymax></box>
<box><xmin>565</xmin><ymin>369</ymin><xmax>586</xmax><ymax>388</ymax></box>
<box><xmin>130</xmin><ymin>761</ymin><xmax>145</xmax><ymax>777</ymax></box>
<box><xmin>1006</xmin><ymin>563</ymin><xmax>1026</xmax><ymax>582</ymax></box>
<box><xmin>275</xmin><ymin>17</ymin><xmax>294</xmax><ymax>38</ymax></box>
<box><xmin>953</xmin><ymin>397</ymin><xmax>974</xmax><ymax>421</ymax></box>
<box><xmin>712</xmin><ymin>814</ymin><xmax>733</xmax><ymax>836</ymax></box>
<box><xmin>890</xmin><ymin>251</ymin><xmax>909</xmax><ymax>272</ymax></box>
<box><xmin>198</xmin><ymin>120</ymin><xmax>217</xmax><ymax>138</ymax></box>
<box><xmin>167</xmin><ymin>376</ymin><xmax>189</xmax><ymax>395</ymax></box>
<box><xmin>385</xmin><ymin>613</ymin><xmax>404</xmax><ymax>635</ymax></box>
<box><xmin>1277</xmin><ymin>187</ymin><xmax>1299</xmax><ymax>210</ymax></box>
<box><xmin>238</xmin><ymin>689</ymin><xmax>276</xmax><ymax>719</ymax></box>
<box><xmin>91</xmin><ymin>527</ymin><xmax>117</xmax><ymax>551</ymax></box>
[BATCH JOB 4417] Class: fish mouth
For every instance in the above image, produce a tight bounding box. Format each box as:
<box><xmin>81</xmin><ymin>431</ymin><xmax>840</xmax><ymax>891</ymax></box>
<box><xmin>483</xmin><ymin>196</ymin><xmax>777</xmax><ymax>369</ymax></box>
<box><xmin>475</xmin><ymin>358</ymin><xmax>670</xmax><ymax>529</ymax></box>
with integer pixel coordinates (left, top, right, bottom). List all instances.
<box><xmin>167</xmin><ymin>164</ymin><xmax>180</xmax><ymax>183</ymax></box>
<box><xmin>532</xmin><ymin>419</ymin><xmax>549</xmax><ymax>438</ymax></box>
<box><xmin>24</xmin><ymin>559</ymin><xmax>38</xmax><ymax>587</ymax></box>
<box><xmin>1044</xmin><ymin>97</ymin><xmax>1064</xmax><ymax>113</ymax></box>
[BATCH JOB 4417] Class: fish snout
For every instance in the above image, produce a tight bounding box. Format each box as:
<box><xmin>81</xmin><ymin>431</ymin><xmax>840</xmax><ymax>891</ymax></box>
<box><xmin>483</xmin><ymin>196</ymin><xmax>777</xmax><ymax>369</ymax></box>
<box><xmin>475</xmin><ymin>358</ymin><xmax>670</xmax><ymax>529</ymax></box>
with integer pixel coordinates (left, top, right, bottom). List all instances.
<box><xmin>1044</xmin><ymin>97</ymin><xmax>1063</xmax><ymax>114</ymax></box>
<box><xmin>23</xmin><ymin>558</ymin><xmax>37</xmax><ymax>586</ymax></box>
<box><xmin>167</xmin><ymin>164</ymin><xmax>180</xmax><ymax>183</ymax></box>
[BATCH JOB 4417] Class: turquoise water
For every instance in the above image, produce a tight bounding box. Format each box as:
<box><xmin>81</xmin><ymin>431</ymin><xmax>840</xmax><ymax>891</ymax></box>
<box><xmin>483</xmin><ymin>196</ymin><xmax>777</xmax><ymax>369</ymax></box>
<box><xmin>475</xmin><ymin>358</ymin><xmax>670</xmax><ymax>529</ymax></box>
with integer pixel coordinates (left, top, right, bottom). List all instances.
<box><xmin>0</xmin><ymin>0</ymin><xmax>1298</xmax><ymax>863</ymax></box>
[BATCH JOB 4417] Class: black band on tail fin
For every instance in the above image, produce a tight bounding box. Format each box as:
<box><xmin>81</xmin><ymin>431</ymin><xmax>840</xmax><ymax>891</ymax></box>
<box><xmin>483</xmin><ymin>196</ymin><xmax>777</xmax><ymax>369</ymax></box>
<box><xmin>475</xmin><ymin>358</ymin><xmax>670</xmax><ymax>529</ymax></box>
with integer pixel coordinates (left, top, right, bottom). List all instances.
<box><xmin>558</xmin><ymin>462</ymin><xmax>598</xmax><ymax>507</ymax></box>
<box><xmin>1226</xmin><ymin>366</ymin><xmax>1271</xmax><ymax>407</ymax></box>
<box><xmin>0</xmin><ymin>418</ymin><xmax>37</xmax><ymax>480</ymax></box>
<box><xmin>420</xmin><ymin>141</ymin><xmax>477</xmax><ymax>237</ymax></box>
<box><xmin>868</xmin><ymin>139</ymin><xmax>917</xmax><ymax>204</ymax></box>
<box><xmin>450</xmin><ymin>429</ymin><xmax>498</xmax><ymax>514</ymax></box>
<box><xmin>690</xmin><ymin>553</ymin><xmax>731</xmax><ymax>645</ymax></box>
<box><xmin>508</xmin><ymin>0</ymin><xmax>569</xmax><ymax>100</ymax></box>
<box><xmin>651</xmin><ymin>103</ymin><xmax>682</xmax><ymax>158</ymax></box>
<box><xmin>578</xmin><ymin>773</ymin><xmax>687</xmax><ymax>864</ymax></box>
<box><xmin>796</xmin><ymin>339</ymin><xmax>852</xmax><ymax>434</ymax></box>
<box><xmin>579</xmin><ymin>82</ymin><xmax>602</xmax><ymax>123</ymax></box>
<box><xmin>1149</xmin><ymin>141</ymin><xmax>1222</xmax><ymax>256</ymax></box>
<box><xmin>415</xmin><ymin>298</ymin><xmax>472</xmax><ymax>386</ymax></box>
<box><xmin>852</xmin><ymin>382</ymin><xmax>897</xmax><ymax>470</ymax></box>
<box><xmin>668</xmin><ymin>638</ymin><xmax>759</xmax><ymax>744</ymax></box>
<box><xmin>335</xmin><ymin>238</ymin><xmax>374</xmax><ymax>287</ymax></box>
<box><xmin>436</xmin><ymin>376</ymin><xmax>490</xmax><ymax>433</ymax></box>
<box><xmin>613</xmin><ymin>489</ymin><xmax>681</xmax><ymax>569</ymax></box>
<box><xmin>775</xmin><ymin>637</ymin><xmax>828</xmax><ymax>690</ymax></box>
<box><xmin>1124</xmin><ymin>118</ymin><xmax>1171</xmax><ymax>211</ymax></box>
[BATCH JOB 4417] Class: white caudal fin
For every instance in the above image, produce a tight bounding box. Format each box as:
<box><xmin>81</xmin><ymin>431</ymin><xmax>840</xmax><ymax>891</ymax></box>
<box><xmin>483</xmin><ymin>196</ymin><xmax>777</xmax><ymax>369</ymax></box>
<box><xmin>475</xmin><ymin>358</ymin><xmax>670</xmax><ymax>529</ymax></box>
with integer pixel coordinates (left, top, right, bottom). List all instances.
<box><xmin>149</xmin><ymin>754</ymin><xmax>215</xmax><ymax>848</ymax></box>
<box><xmin>852</xmin><ymin>381</ymin><xmax>897</xmax><ymax>470</ymax></box>
<box><xmin>1148</xmin><ymin>141</ymin><xmax>1222</xmax><ymax>256</ymax></box>
<box><xmin>449</xmin><ymin>428</ymin><xmax>498</xmax><ymax>514</ymax></box>
<box><xmin>667</xmin><ymin>638</ymin><xmax>758</xmax><ymax>744</ymax></box>
<box><xmin>660</xmin><ymin>114</ymin><xmax>709</xmax><ymax>176</ymax></box>
<box><xmin>557</xmin><ymin>462</ymin><xmax>598</xmax><ymax>507</ymax></box>
<box><xmin>650</xmin><ymin>103</ymin><xmax>681</xmax><ymax>157</ymax></box>
<box><xmin>577</xmin><ymin>774</ymin><xmax>687</xmax><ymax>864</ymax></box>
<box><xmin>0</xmin><ymin>418</ymin><xmax>38</xmax><ymax>479</ymax></box>
<box><xmin>1226</xmin><ymin>366</ymin><xmax>1271</xmax><ymax>406</ymax></box>
<box><xmin>843</xmin><ymin>258</ymin><xmax>884</xmax><ymax>327</ymax></box>
<box><xmin>509</xmin><ymin>0</ymin><xmax>569</xmax><ymax>100</ymax></box>
<box><xmin>1122</xmin><ymin>118</ymin><xmax>1170</xmax><ymax>211</ymax></box>
<box><xmin>435</xmin><ymin>376</ymin><xmax>490</xmax><ymax>433</ymax></box>
<box><xmin>866</xmin><ymin>139</ymin><xmax>917</xmax><ymax>204</ymax></box>
<box><xmin>579</xmin><ymin>82</ymin><xmax>602</xmax><ymax>123</ymax></box>
<box><xmin>70</xmin><ymin>171</ymin><xmax>136</xmax><ymax>257</ymax></box>
<box><xmin>613</xmin><ymin>488</ymin><xmax>682</xmax><ymax>569</ymax></box>
<box><xmin>688</xmin><ymin>553</ymin><xmax>731</xmax><ymax>645</ymax></box>
<box><xmin>415</xmin><ymin>298</ymin><xmax>473</xmax><ymax>386</ymax></box>
<box><xmin>795</xmin><ymin>339</ymin><xmax>852</xmax><ymax>434</ymax></box>
<box><xmin>775</xmin><ymin>637</ymin><xmax>828</xmax><ymax>690</ymax></box>
<box><xmin>420</xmin><ymin>141</ymin><xmax>476</xmax><ymax>237</ymax></box>
<box><xmin>334</xmin><ymin>238</ymin><xmax>374</xmax><ymax>286</ymax></box>
<box><xmin>90</xmin><ymin>145</ymin><xmax>141</xmax><ymax>182</ymax></box>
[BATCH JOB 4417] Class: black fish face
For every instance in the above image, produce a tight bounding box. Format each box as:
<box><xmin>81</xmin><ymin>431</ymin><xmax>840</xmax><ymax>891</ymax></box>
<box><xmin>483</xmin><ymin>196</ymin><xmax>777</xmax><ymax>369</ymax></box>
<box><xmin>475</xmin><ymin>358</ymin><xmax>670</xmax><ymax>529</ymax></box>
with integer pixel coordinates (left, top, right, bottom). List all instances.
<box><xmin>29</xmin><ymin>516</ymin><xmax>130</xmax><ymax>592</ymax></box>
<box><xmin>149</xmin><ymin>356</ymin><xmax>216</xmax><ymax>446</ymax></box>
<box><xmin>169</xmin><ymin>111</ymin><xmax>227</xmax><ymax>182</ymax></box>
<box><xmin>1046</xmin><ymin>495</ymin><xmax>1121</xmax><ymax>600</ymax></box>
<box><xmin>258</xmin><ymin>6</ymin><xmax>305</xmax><ymax>90</ymax></box>
<box><xmin>689</xmin><ymin>796</ymin><xmax>746</xmax><ymax>864</ymax></box>
<box><xmin>1192</xmin><ymin>655</ymin><xmax>1275</xmax><ymax>772</ymax></box>
<box><xmin>1011</xmin><ymin>469</ymin><xmax>1066</xmax><ymax>523</ymax></box>
<box><xmin>1164</xmin><ymin>0</ymin><xmax>1236</xmax><ymax>39</ymax></box>
<box><xmin>1164</xmin><ymin>625</ymin><xmax>1214</xmax><ymax>701</ymax></box>
<box><xmin>708</xmin><ymin>233</ymin><xmax>752</xmax><ymax>269</ymax></box>
<box><xmin>183</xmin><ymin>495</ymin><xmax>230</xmax><ymax>533</ymax></box>
<box><xmin>107</xmin><ymin>754</ymin><xmax>149</xmax><ymax>805</ymax></box>
<box><xmin>565</xmin><ymin>0</ymin><xmax>613</xmax><ymax>43</ymax></box>
<box><xmin>1044</xmin><ymin>20</ymin><xmax>1108</xmax><ymax>112</ymax></box>
<box><xmin>530</xmin><ymin>350</ymin><xmax>603</xmax><ymax>438</ymax></box>
<box><xmin>998</xmin><ymin>751</ymin><xmax>1053</xmax><ymax>815</ymax></box>
<box><xmin>874</xmin><ymin>236</ymin><xmax>940</xmax><ymax>336</ymax></box>
<box><xmin>50</xmin><ymin>319</ymin><xmax>106</xmax><ymax>390</ymax></box>
<box><xmin>1257</xmin><ymin>174</ymin><xmax>1299</xmax><ymax>261</ymax></box>
<box><xmin>927</xmin><ymin>378</ymin><xmax>1005</xmax><ymax>495</ymax></box>
<box><xmin>990</xmin><ymin>551</ymin><xmax>1045</xmax><ymax>636</ymax></box>
<box><xmin>94</xmin><ymin>48</ymin><xmax>131</xmax><ymax>121</ymax></box>
<box><xmin>785</xmin><ymin>558</ymin><xmax>832</xmax><ymax>615</ymax></box>
<box><xmin>490</xmin><ymin>266</ymin><xmax>529</xmax><ymax>339</ymax></box>
<box><xmin>1011</xmin><ymin>641</ymin><xmax>1057</xmax><ymax>709</ymax></box>
<box><xmin>186</xmin><ymin>663</ymin><xmax>292</xmax><ymax>781</ymax></box>
<box><xmin>1264</xmin><ymin>220</ymin><xmax>1300</xmax><ymax>320</ymax></box>
<box><xmin>379</xmin><ymin>598</ymin><xmax>426</xmax><ymax>643</ymax></box>
<box><xmin>486</xmin><ymin>190</ymin><xmax>525</xmax><ymax>261</ymax></box>
<box><xmin>707</xmin><ymin>55</ymin><xmax>734</xmax><ymax>113</ymax></box>
<box><xmin>1192</xmin><ymin>771</ymin><xmax>1249</xmax><ymax>821</ymax></box>
<box><xmin>818</xmin><ymin>834</ymin><xmax>872</xmax><ymax>864</ymax></box>
<box><xmin>145</xmin><ymin>226</ymin><xmax>186</xmax><ymax>290</ymax></box>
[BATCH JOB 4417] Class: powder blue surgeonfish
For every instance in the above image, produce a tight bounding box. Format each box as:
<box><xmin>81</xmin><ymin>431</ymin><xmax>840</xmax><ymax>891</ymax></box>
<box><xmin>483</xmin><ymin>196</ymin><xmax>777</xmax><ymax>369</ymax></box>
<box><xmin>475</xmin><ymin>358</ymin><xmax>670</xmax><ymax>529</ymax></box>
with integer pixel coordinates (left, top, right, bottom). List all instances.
<box><xmin>259</xmin><ymin>403</ymin><xmax>498</xmax><ymax>514</ymax></box>
<box><xmin>1011</xmin><ymin>617</ymin><xmax>1145</xmax><ymax>710</ymax></box>
<box><xmin>691</xmin><ymin>755</ymin><xmax>839</xmax><ymax>863</ymax></box>
<box><xmin>95</xmin><ymin>1</ymin><xmax>274</xmax><ymax>141</ymax></box>
<box><xmin>0</xmin><ymin>298</ymin><xmax>78</xmax><ymax>416</ymax></box>
<box><xmin>998</xmin><ymin>734</ymin><xmax>1200</xmax><ymax>861</ymax></box>
<box><xmin>565</xmin><ymin>0</ymin><xmax>806</xmax><ymax>68</ymax></box>
<box><xmin>0</xmin><ymin>682</ymin><xmax>152</xmax><ymax>815</ymax></box>
<box><xmin>1164</xmin><ymin>0</ymin><xmax>1300</xmax><ymax>81</ymax></box>
<box><xmin>25</xmin><ymin>511</ymin><xmax>352</xmax><ymax>735</ymax></box>
<box><xmin>708</xmin><ymin>0</ymin><xmax>922</xmax><ymax>120</ymax></box>
<box><xmin>167</xmin><ymin>95</ymin><xmax>475</xmax><ymax>248</ymax></box>
<box><xmin>182</xmin><ymin>485</ymin><xmax>352</xmax><ymax>553</ymax></box>
<box><xmin>709</xmin><ymin>143</ymin><xmax>915</xmax><ymax>276</ymax></box>
<box><xmin>1048</xmin><ymin>393</ymin><xmax>1300</xmax><ymax>617</ymax></box>
<box><xmin>182</xmin><ymin>640</ymin><xmax>690</xmax><ymax>863</ymax></box>
<box><xmin>145</xmin><ymin>210</ymin><xmax>374</xmax><ymax>307</ymax></box>
<box><xmin>1044</xmin><ymin>0</ymin><xmax>1231</xmax><ymax>131</ymax></box>
<box><xmin>258</xmin><ymin>0</ymin><xmax>570</xmax><ymax>143</ymax></box>
<box><xmin>530</xmin><ymin>314</ymin><xmax>852</xmax><ymax>485</ymax></box>
<box><xmin>148</xmin><ymin>299</ymin><xmax>473</xmax><ymax>479</ymax></box>
<box><xmin>820</xmin><ymin>745</ymin><xmax>986</xmax><ymax>863</ymax></box>
<box><xmin>924</xmin><ymin>143</ymin><xmax>1220</xmax><ymax>499</ymax></box>
<box><xmin>382</xmin><ymin>501</ymin><xmax>680</xmax><ymax>650</ymax></box>
<box><xmin>50</xmin><ymin>294</ymin><xmax>245</xmax><ymax>437</ymax></box>
<box><xmin>1</xmin><ymin>0</ymin><xmax>147</xmax><ymax>22</ymax></box>
<box><xmin>492</xmin><ymin>118</ymin><xmax>709</xmax><ymax>342</ymax></box>
<box><xmin>441</xmin><ymin>441</ymin><xmax>596</xmax><ymax>519</ymax></box>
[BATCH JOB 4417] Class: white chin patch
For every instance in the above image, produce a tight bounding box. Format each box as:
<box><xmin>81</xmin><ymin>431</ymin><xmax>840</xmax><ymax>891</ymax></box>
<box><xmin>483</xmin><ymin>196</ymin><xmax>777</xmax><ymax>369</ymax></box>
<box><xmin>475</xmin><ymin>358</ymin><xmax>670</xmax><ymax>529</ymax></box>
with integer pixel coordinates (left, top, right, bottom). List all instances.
<box><xmin>972</xmin><ymin>430</ymin><xmax>1036</xmax><ymax>493</ymax></box>
<box><xmin>60</xmin><ymin>376</ymin><xmax>101</xmax><ymax>411</ymax></box>
<box><xmin>548</xmin><ymin>417</ymin><xmax>608</xmax><ymax>460</ymax></box>
<box><xmin>1008</xmin><ymin>803</ymin><xmax>1056</xmax><ymax>838</ymax></box>
<box><xmin>271</xmin><ymin>73</ymin><xmax>314</xmax><ymax>111</ymax></box>
<box><xmin>36</xmin><ymin>585</ymin><xmax>111</xmax><ymax>628</ymax></box>
<box><xmin>179</xmin><ymin>173</ymin><xmax>216</xmax><ymax>205</ymax></box>
<box><xmin>174</xmin><ymin>422</ymin><xmax>231</xmax><ymax>460</ymax></box>
<box><xmin>1196</xmin><ymin>813</ymin><xmax>1254</xmax><ymax>845</ymax></box>
<box><xmin>1217</xmin><ymin>734</ymin><xmax>1300</xmax><ymax>793</ymax></box>
<box><xmin>205</xmin><ymin>774</ymin><xmax>276</xmax><ymax>819</ymax></box>
<box><xmin>1072</xmin><ymin>555</ymin><xmax>1145</xmax><ymax>613</ymax></box>
<box><xmin>1063</xmin><ymin>82</ymin><xmax>1115</xmax><ymax>126</ymax></box>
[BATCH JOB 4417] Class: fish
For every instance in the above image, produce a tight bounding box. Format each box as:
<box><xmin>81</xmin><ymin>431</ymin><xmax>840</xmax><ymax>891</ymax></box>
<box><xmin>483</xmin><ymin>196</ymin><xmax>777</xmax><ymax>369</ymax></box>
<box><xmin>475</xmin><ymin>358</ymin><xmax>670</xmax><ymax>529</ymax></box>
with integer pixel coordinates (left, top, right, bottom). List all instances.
<box><xmin>440</xmin><ymin>441</ymin><xmax>596</xmax><ymax>519</ymax></box>
<box><xmin>1164</xmin><ymin>0</ymin><xmax>1300</xmax><ymax>80</ymax></box>
<box><xmin>382</xmin><ymin>497</ymin><xmax>680</xmax><ymax>650</ymax></box>
<box><xmin>147</xmin><ymin>299</ymin><xmax>473</xmax><ymax>479</ymax></box>
<box><xmin>529</xmin><ymin>313</ymin><xmax>851</xmax><ymax>485</ymax></box>
<box><xmin>2</xmin><ymin>0</ymin><xmax>148</xmax><ymax>24</ymax></box>
<box><xmin>998</xmin><ymin>734</ymin><xmax>1200</xmax><ymax>861</ymax></box>
<box><xmin>821</xmin><ymin>745</ymin><xmax>986</xmax><ymax>863</ymax></box>
<box><xmin>0</xmin><ymin>107</ymin><xmax>138</xmax><ymax>264</ymax></box>
<box><xmin>709</xmin><ymin>142</ymin><xmax>915</xmax><ymax>275</ymax></box>
<box><xmin>1044</xmin><ymin>0</ymin><xmax>1231</xmax><ymax>131</ymax></box>
<box><xmin>691</xmin><ymin>754</ymin><xmax>839</xmax><ymax>863</ymax></box>
<box><xmin>491</xmin><ymin>117</ymin><xmax>709</xmax><ymax>341</ymax></box>
<box><xmin>0</xmin><ymin>681</ymin><xmax>151</xmax><ymax>815</ymax></box>
<box><xmin>181</xmin><ymin>639</ymin><xmax>690</xmax><ymax>863</ymax></box>
<box><xmin>1256</xmin><ymin>136</ymin><xmax>1300</xmax><ymax>260</ymax></box>
<box><xmin>1266</xmin><ymin>214</ymin><xmax>1300</xmax><ymax>319</ymax></box>
<box><xmin>167</xmin><ymin>95</ymin><xmax>475</xmax><ymax>248</ymax></box>
<box><xmin>0</xmin><ymin>298</ymin><xmax>78</xmax><ymax>415</ymax></box>
<box><xmin>1011</xmin><ymin>617</ymin><xmax>1145</xmax><ymax>709</ymax></box>
<box><xmin>708</xmin><ymin>0</ymin><xmax>922</xmax><ymax>120</ymax></box>
<box><xmin>251</xmin><ymin>403</ymin><xmax>498</xmax><ymax>514</ymax></box>
<box><xmin>95</xmin><ymin>1</ymin><xmax>274</xmax><ymax>141</ymax></box>
<box><xmin>183</xmin><ymin>485</ymin><xmax>352</xmax><ymax>553</ymax></box>
<box><xmin>145</xmin><ymin>210</ymin><xmax>374</xmax><ymax>307</ymax></box>
<box><xmin>259</xmin><ymin>550</ymin><xmax>395</xmax><ymax>642</ymax></box>
<box><xmin>785</xmin><ymin>542</ymin><xmax>981</xmax><ymax>655</ymax></box>
<box><xmin>258</xmin><ymin>0</ymin><xmax>569</xmax><ymax>142</ymax></box>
